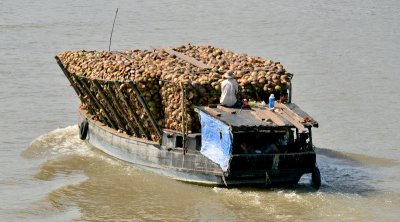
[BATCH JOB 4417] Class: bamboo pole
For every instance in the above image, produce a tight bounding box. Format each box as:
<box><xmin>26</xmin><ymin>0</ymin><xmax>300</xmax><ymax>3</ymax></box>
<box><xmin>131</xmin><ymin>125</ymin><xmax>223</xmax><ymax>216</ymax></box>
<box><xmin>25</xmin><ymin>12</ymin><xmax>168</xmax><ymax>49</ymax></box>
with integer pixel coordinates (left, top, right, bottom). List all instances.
<box><xmin>70</xmin><ymin>76</ymin><xmax>98</xmax><ymax>118</ymax></box>
<box><xmin>180</xmin><ymin>83</ymin><xmax>187</xmax><ymax>154</ymax></box>
<box><xmin>106</xmin><ymin>81</ymin><xmax>139</xmax><ymax>136</ymax></box>
<box><xmin>92</xmin><ymin>79</ymin><xmax>126</xmax><ymax>132</ymax></box>
<box><xmin>55</xmin><ymin>57</ymin><xmax>101</xmax><ymax>117</ymax></box>
<box><xmin>55</xmin><ymin>56</ymin><xmax>85</xmax><ymax>104</ymax></box>
<box><xmin>78</xmin><ymin>77</ymin><xmax>116</xmax><ymax>128</ymax></box>
<box><xmin>128</xmin><ymin>81</ymin><xmax>162</xmax><ymax>139</ymax></box>
<box><xmin>113</xmin><ymin>81</ymin><xmax>152</xmax><ymax>140</ymax></box>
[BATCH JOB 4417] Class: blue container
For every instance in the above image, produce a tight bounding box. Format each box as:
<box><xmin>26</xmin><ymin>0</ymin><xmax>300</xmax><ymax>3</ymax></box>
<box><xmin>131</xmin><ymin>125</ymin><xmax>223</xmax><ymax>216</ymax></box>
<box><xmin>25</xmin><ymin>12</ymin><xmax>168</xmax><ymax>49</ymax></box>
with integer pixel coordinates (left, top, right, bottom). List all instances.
<box><xmin>268</xmin><ymin>94</ymin><xmax>275</xmax><ymax>109</ymax></box>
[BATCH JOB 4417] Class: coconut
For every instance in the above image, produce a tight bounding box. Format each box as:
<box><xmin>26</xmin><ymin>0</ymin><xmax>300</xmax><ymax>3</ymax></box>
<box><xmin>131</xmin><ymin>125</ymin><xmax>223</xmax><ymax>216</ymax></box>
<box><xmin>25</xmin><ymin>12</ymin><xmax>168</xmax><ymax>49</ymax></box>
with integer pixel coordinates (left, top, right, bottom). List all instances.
<box><xmin>58</xmin><ymin>44</ymin><xmax>292</xmax><ymax>138</ymax></box>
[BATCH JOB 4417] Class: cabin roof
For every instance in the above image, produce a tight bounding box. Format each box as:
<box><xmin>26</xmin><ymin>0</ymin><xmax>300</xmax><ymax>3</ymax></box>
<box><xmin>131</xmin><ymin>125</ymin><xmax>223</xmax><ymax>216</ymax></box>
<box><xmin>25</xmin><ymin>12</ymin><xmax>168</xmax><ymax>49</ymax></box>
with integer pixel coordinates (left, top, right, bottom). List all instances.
<box><xmin>195</xmin><ymin>103</ymin><xmax>318</xmax><ymax>133</ymax></box>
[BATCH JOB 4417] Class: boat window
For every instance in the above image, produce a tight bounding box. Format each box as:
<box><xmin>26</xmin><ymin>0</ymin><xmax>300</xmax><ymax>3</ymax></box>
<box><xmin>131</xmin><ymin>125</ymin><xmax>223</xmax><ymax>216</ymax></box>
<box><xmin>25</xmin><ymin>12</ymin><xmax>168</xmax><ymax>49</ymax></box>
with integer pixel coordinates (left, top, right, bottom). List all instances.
<box><xmin>175</xmin><ymin>135</ymin><xmax>183</xmax><ymax>148</ymax></box>
<box><xmin>232</xmin><ymin>129</ymin><xmax>310</xmax><ymax>154</ymax></box>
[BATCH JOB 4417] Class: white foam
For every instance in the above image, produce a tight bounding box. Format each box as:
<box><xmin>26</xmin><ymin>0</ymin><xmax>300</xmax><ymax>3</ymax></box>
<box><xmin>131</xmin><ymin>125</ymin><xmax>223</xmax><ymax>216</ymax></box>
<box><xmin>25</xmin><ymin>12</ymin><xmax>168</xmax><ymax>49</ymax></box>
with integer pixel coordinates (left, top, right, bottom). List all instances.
<box><xmin>212</xmin><ymin>187</ymin><xmax>261</xmax><ymax>205</ymax></box>
<box><xmin>25</xmin><ymin>125</ymin><xmax>92</xmax><ymax>158</ymax></box>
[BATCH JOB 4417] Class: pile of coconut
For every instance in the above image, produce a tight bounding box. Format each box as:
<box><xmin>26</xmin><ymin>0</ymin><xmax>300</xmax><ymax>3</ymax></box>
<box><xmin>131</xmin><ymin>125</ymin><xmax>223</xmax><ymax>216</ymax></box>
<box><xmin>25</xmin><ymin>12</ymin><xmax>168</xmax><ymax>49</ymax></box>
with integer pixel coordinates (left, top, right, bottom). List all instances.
<box><xmin>58</xmin><ymin>44</ymin><xmax>292</xmax><ymax>140</ymax></box>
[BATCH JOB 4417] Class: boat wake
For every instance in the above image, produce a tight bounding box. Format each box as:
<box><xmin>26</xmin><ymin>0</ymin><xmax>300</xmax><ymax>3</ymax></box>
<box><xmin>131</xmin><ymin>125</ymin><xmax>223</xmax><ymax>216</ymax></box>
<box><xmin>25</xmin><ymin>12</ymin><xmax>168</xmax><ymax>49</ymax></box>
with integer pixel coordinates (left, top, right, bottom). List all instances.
<box><xmin>23</xmin><ymin>125</ymin><xmax>133</xmax><ymax>169</ymax></box>
<box><xmin>22</xmin><ymin>125</ymin><xmax>91</xmax><ymax>159</ymax></box>
<box><xmin>23</xmin><ymin>126</ymin><xmax>398</xmax><ymax>196</ymax></box>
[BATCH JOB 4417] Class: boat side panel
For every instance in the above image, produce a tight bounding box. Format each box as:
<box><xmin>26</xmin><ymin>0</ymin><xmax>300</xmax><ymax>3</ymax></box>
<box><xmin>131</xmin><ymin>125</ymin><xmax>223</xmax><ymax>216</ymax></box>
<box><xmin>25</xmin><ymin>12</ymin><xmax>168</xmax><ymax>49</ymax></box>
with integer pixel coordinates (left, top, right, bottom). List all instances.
<box><xmin>79</xmin><ymin>110</ymin><xmax>315</xmax><ymax>187</ymax></box>
<box><xmin>84</xmin><ymin>116</ymin><xmax>224</xmax><ymax>184</ymax></box>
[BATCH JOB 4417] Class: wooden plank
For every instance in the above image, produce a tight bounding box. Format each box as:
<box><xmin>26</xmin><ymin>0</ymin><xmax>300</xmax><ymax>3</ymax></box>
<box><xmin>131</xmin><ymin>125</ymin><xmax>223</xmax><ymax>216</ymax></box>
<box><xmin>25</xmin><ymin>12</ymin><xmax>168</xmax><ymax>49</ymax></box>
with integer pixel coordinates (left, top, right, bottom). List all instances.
<box><xmin>275</xmin><ymin>103</ymin><xmax>306</xmax><ymax>123</ymax></box>
<box><xmin>128</xmin><ymin>81</ymin><xmax>162</xmax><ymax>139</ymax></box>
<box><xmin>204</xmin><ymin>107</ymin><xmax>222</xmax><ymax>117</ymax></box>
<box><xmin>106</xmin><ymin>82</ymin><xmax>139</xmax><ymax>136</ymax></box>
<box><xmin>71</xmin><ymin>76</ymin><xmax>107</xmax><ymax>124</ymax></box>
<box><xmin>276</xmin><ymin>103</ymin><xmax>318</xmax><ymax>127</ymax></box>
<box><xmin>276</xmin><ymin>110</ymin><xmax>307</xmax><ymax>133</ymax></box>
<box><xmin>113</xmin><ymin>81</ymin><xmax>152</xmax><ymax>140</ymax></box>
<box><xmin>152</xmin><ymin>46</ymin><xmax>211</xmax><ymax>69</ymax></box>
<box><xmin>251</xmin><ymin>108</ymin><xmax>285</xmax><ymax>126</ymax></box>
<box><xmin>78</xmin><ymin>77</ymin><xmax>116</xmax><ymax>128</ymax></box>
<box><xmin>55</xmin><ymin>56</ymin><xmax>86</xmax><ymax>105</ymax></box>
<box><xmin>55</xmin><ymin>57</ymin><xmax>111</xmax><ymax>126</ymax></box>
<box><xmin>92</xmin><ymin>79</ymin><xmax>126</xmax><ymax>131</ymax></box>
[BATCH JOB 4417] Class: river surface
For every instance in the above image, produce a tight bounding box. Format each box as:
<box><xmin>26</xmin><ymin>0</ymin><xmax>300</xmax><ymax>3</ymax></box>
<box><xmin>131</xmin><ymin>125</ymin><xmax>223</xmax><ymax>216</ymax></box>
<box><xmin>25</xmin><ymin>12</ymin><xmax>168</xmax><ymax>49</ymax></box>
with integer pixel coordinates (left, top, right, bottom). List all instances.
<box><xmin>1</xmin><ymin>0</ymin><xmax>399</xmax><ymax>221</ymax></box>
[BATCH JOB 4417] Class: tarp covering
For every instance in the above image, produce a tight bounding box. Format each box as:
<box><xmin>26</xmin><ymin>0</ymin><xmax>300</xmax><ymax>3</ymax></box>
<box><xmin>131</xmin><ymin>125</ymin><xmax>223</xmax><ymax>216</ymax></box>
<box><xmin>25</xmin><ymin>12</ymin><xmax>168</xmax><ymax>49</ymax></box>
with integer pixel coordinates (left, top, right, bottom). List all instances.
<box><xmin>197</xmin><ymin>111</ymin><xmax>233</xmax><ymax>171</ymax></box>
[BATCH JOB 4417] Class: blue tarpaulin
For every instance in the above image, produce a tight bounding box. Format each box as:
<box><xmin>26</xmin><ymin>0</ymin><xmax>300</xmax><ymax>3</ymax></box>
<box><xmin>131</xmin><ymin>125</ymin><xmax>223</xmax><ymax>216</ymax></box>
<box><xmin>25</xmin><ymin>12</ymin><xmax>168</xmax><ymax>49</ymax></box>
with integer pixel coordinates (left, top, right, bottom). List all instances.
<box><xmin>197</xmin><ymin>111</ymin><xmax>233</xmax><ymax>171</ymax></box>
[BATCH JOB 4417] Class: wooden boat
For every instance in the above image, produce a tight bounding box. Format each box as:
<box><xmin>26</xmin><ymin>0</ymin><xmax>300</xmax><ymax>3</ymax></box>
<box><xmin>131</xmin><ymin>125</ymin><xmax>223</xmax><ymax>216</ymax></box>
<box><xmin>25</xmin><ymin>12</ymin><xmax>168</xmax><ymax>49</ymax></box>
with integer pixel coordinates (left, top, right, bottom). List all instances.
<box><xmin>55</xmin><ymin>45</ymin><xmax>321</xmax><ymax>189</ymax></box>
<box><xmin>77</xmin><ymin>102</ymin><xmax>320</xmax><ymax>188</ymax></box>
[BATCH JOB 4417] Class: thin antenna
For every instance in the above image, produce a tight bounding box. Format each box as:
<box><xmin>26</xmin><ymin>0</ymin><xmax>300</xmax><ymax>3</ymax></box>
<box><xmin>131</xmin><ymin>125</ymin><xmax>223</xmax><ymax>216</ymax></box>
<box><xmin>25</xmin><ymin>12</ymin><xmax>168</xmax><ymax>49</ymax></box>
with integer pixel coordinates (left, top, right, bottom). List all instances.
<box><xmin>108</xmin><ymin>8</ymin><xmax>119</xmax><ymax>51</ymax></box>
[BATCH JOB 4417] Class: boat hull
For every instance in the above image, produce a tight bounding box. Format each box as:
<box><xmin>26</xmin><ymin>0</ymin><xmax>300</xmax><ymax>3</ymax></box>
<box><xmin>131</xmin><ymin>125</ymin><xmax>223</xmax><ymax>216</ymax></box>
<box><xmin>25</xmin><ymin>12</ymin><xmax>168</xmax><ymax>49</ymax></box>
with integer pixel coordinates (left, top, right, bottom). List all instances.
<box><xmin>79</xmin><ymin>110</ymin><xmax>315</xmax><ymax>187</ymax></box>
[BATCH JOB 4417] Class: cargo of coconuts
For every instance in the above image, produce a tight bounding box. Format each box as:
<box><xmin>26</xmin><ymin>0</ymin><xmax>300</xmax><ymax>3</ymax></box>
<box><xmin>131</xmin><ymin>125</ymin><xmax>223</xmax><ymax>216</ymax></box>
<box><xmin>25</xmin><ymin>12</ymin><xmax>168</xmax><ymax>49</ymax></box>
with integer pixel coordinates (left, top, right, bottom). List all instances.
<box><xmin>57</xmin><ymin>44</ymin><xmax>293</xmax><ymax>142</ymax></box>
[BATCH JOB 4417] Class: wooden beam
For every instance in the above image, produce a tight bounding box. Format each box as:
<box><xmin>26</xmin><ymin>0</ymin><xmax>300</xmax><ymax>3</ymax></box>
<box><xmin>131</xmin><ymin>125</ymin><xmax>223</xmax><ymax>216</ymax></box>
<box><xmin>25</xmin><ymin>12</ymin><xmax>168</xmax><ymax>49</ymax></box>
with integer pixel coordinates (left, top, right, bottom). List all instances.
<box><xmin>276</xmin><ymin>110</ymin><xmax>307</xmax><ymax>133</ymax></box>
<box><xmin>106</xmin><ymin>81</ymin><xmax>140</xmax><ymax>136</ymax></box>
<box><xmin>78</xmin><ymin>77</ymin><xmax>116</xmax><ymax>128</ymax></box>
<box><xmin>92</xmin><ymin>79</ymin><xmax>126</xmax><ymax>131</ymax></box>
<box><xmin>251</xmin><ymin>108</ymin><xmax>286</xmax><ymax>126</ymax></box>
<box><xmin>55</xmin><ymin>57</ymin><xmax>109</xmax><ymax>124</ymax></box>
<box><xmin>275</xmin><ymin>103</ymin><xmax>306</xmax><ymax>123</ymax></box>
<box><xmin>152</xmin><ymin>46</ymin><xmax>211</xmax><ymax>69</ymax></box>
<box><xmin>113</xmin><ymin>81</ymin><xmax>152</xmax><ymax>140</ymax></box>
<box><xmin>128</xmin><ymin>81</ymin><xmax>162</xmax><ymax>139</ymax></box>
<box><xmin>55</xmin><ymin>56</ymin><xmax>86</xmax><ymax>106</ymax></box>
<box><xmin>69</xmin><ymin>76</ymin><xmax>103</xmax><ymax>121</ymax></box>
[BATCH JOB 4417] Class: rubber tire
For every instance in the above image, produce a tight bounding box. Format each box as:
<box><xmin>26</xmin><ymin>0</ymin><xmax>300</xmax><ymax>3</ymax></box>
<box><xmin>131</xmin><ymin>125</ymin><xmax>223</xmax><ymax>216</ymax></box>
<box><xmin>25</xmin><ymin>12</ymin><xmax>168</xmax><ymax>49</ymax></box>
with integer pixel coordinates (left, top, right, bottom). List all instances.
<box><xmin>79</xmin><ymin>120</ymin><xmax>89</xmax><ymax>140</ymax></box>
<box><xmin>312</xmin><ymin>167</ymin><xmax>321</xmax><ymax>190</ymax></box>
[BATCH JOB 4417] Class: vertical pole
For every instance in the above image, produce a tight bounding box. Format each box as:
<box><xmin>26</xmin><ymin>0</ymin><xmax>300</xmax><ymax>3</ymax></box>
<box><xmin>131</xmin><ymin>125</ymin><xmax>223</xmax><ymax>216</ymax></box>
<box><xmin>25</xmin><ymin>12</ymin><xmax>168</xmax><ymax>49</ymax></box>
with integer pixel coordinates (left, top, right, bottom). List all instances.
<box><xmin>180</xmin><ymin>83</ymin><xmax>187</xmax><ymax>154</ymax></box>
<box><xmin>109</xmin><ymin>8</ymin><xmax>119</xmax><ymax>52</ymax></box>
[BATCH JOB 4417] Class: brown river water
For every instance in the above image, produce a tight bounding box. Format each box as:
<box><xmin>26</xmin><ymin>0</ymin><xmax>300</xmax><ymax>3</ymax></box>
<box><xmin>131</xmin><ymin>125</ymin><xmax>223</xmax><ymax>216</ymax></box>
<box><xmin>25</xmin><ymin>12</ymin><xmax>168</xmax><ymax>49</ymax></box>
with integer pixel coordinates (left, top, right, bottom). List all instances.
<box><xmin>1</xmin><ymin>0</ymin><xmax>399</xmax><ymax>221</ymax></box>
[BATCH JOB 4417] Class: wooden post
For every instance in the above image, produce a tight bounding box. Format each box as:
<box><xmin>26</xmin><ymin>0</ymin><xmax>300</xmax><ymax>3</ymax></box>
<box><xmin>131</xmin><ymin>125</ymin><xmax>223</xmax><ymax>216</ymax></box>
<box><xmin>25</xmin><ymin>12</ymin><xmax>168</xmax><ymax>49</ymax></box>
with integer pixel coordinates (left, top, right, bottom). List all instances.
<box><xmin>92</xmin><ymin>79</ymin><xmax>126</xmax><ymax>132</ymax></box>
<box><xmin>106</xmin><ymin>81</ymin><xmax>140</xmax><ymax>136</ymax></box>
<box><xmin>128</xmin><ymin>81</ymin><xmax>162</xmax><ymax>139</ymax></box>
<box><xmin>113</xmin><ymin>81</ymin><xmax>152</xmax><ymax>140</ymax></box>
<box><xmin>69</xmin><ymin>75</ymin><xmax>99</xmax><ymax>116</ymax></box>
<box><xmin>55</xmin><ymin>56</ymin><xmax>86</xmax><ymax>105</ymax></box>
<box><xmin>55</xmin><ymin>57</ymin><xmax>106</xmax><ymax>120</ymax></box>
<box><xmin>78</xmin><ymin>77</ymin><xmax>116</xmax><ymax>128</ymax></box>
<box><xmin>180</xmin><ymin>83</ymin><xmax>187</xmax><ymax>153</ymax></box>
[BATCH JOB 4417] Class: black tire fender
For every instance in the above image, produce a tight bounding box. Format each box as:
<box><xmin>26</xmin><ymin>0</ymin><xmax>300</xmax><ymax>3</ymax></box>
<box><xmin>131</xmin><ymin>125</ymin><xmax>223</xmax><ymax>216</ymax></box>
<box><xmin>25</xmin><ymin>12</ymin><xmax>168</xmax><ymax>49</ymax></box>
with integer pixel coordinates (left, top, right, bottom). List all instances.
<box><xmin>312</xmin><ymin>166</ymin><xmax>321</xmax><ymax>190</ymax></box>
<box><xmin>79</xmin><ymin>119</ymin><xmax>89</xmax><ymax>140</ymax></box>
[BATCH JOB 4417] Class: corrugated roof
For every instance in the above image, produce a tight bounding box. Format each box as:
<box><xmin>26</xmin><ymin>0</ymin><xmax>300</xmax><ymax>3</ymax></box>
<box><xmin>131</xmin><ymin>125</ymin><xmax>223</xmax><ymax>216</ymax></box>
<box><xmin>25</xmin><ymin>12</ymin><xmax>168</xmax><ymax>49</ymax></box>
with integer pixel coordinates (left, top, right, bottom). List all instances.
<box><xmin>195</xmin><ymin>103</ymin><xmax>318</xmax><ymax>132</ymax></box>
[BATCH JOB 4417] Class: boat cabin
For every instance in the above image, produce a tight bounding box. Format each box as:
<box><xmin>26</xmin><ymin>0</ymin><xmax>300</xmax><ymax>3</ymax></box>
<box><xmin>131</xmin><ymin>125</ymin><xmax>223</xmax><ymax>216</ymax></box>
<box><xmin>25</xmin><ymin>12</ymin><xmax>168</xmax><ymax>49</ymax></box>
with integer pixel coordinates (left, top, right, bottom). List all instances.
<box><xmin>161</xmin><ymin>103</ymin><xmax>318</xmax><ymax>173</ymax></box>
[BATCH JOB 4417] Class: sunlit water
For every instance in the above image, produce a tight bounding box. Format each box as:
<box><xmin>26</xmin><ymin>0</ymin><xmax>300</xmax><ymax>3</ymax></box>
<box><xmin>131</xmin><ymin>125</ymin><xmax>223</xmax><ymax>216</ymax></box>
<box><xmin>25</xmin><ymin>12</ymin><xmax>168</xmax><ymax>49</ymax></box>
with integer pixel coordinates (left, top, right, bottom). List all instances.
<box><xmin>1</xmin><ymin>0</ymin><xmax>399</xmax><ymax>221</ymax></box>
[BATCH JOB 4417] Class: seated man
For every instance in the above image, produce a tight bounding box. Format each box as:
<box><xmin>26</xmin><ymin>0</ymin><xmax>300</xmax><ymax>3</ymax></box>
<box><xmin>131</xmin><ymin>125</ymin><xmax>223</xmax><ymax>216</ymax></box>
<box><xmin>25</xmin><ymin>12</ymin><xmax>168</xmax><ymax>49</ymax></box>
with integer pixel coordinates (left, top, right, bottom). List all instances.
<box><xmin>263</xmin><ymin>134</ymin><xmax>288</xmax><ymax>153</ymax></box>
<box><xmin>220</xmin><ymin>70</ymin><xmax>239</xmax><ymax>107</ymax></box>
<box><xmin>239</xmin><ymin>142</ymin><xmax>254</xmax><ymax>154</ymax></box>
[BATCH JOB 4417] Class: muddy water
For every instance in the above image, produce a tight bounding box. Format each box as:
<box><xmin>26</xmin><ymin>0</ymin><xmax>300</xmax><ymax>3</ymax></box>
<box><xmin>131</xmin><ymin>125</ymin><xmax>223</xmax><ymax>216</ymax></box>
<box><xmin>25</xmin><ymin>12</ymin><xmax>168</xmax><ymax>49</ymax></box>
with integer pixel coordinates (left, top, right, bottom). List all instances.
<box><xmin>1</xmin><ymin>0</ymin><xmax>399</xmax><ymax>221</ymax></box>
